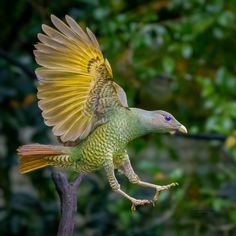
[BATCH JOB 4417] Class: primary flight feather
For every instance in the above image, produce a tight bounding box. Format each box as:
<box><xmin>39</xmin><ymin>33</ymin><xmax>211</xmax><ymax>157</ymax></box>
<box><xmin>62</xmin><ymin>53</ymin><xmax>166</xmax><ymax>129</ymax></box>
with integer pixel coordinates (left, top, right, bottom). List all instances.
<box><xmin>35</xmin><ymin>15</ymin><xmax>125</xmax><ymax>144</ymax></box>
<box><xmin>18</xmin><ymin>15</ymin><xmax>187</xmax><ymax>210</ymax></box>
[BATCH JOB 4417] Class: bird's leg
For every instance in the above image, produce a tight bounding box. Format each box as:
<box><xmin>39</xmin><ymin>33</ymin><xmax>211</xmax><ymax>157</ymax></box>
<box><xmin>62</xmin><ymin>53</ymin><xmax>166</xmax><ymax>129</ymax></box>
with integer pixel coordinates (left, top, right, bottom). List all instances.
<box><xmin>119</xmin><ymin>159</ymin><xmax>178</xmax><ymax>202</ymax></box>
<box><xmin>104</xmin><ymin>161</ymin><xmax>152</xmax><ymax>211</ymax></box>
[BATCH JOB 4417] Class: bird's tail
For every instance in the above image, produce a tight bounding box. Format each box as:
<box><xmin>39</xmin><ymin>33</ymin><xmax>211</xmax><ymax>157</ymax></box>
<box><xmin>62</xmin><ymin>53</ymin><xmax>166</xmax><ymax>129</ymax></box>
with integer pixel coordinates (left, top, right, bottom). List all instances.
<box><xmin>17</xmin><ymin>144</ymin><xmax>70</xmax><ymax>174</ymax></box>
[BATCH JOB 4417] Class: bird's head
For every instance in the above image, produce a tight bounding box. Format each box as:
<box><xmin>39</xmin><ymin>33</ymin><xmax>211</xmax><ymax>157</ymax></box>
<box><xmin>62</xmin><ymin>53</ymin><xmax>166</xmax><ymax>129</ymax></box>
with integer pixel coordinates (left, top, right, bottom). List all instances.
<box><xmin>147</xmin><ymin>110</ymin><xmax>187</xmax><ymax>134</ymax></box>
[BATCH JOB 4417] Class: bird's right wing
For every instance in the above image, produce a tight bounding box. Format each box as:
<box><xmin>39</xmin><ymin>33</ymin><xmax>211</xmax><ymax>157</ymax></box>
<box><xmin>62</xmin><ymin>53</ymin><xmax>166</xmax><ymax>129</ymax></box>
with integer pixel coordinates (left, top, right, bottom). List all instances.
<box><xmin>34</xmin><ymin>15</ymin><xmax>128</xmax><ymax>145</ymax></box>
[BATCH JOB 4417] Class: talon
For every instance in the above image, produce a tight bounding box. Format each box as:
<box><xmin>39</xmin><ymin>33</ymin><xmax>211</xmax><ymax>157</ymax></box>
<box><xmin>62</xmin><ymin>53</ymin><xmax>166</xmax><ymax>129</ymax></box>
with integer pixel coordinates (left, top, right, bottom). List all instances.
<box><xmin>131</xmin><ymin>204</ymin><xmax>136</xmax><ymax>211</ymax></box>
<box><xmin>169</xmin><ymin>182</ymin><xmax>179</xmax><ymax>187</ymax></box>
<box><xmin>153</xmin><ymin>182</ymin><xmax>179</xmax><ymax>201</ymax></box>
<box><xmin>130</xmin><ymin>199</ymin><xmax>152</xmax><ymax>211</ymax></box>
<box><xmin>153</xmin><ymin>191</ymin><xmax>160</xmax><ymax>201</ymax></box>
<box><xmin>151</xmin><ymin>200</ymin><xmax>155</xmax><ymax>207</ymax></box>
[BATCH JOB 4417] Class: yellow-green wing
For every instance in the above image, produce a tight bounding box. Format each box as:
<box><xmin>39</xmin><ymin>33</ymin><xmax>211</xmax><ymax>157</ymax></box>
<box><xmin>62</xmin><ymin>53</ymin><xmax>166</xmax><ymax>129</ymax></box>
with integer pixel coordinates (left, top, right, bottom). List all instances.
<box><xmin>34</xmin><ymin>15</ymin><xmax>127</xmax><ymax>144</ymax></box>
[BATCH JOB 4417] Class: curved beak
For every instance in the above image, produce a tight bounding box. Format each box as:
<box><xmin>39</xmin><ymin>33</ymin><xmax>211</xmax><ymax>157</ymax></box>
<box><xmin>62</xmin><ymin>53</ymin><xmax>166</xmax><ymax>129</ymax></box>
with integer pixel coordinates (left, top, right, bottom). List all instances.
<box><xmin>178</xmin><ymin>125</ymin><xmax>187</xmax><ymax>134</ymax></box>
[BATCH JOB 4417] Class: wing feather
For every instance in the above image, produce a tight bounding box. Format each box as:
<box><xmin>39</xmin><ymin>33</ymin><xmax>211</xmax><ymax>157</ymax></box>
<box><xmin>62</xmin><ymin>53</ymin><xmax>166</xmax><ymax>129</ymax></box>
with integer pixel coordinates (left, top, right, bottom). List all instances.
<box><xmin>65</xmin><ymin>15</ymin><xmax>91</xmax><ymax>43</ymax></box>
<box><xmin>34</xmin><ymin>15</ymin><xmax>127</xmax><ymax>144</ymax></box>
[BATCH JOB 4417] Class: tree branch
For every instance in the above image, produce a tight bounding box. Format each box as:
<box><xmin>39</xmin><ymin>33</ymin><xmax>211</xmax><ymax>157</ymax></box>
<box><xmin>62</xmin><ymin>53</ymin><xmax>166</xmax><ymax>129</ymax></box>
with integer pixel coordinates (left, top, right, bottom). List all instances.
<box><xmin>173</xmin><ymin>132</ymin><xmax>226</xmax><ymax>141</ymax></box>
<box><xmin>52</xmin><ymin>171</ymin><xmax>85</xmax><ymax>236</ymax></box>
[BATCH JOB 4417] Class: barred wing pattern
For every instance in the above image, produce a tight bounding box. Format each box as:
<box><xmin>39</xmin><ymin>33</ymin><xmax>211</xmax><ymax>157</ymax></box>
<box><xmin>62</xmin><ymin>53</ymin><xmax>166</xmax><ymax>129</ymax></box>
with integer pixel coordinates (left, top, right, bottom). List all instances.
<box><xmin>34</xmin><ymin>15</ymin><xmax>127</xmax><ymax>144</ymax></box>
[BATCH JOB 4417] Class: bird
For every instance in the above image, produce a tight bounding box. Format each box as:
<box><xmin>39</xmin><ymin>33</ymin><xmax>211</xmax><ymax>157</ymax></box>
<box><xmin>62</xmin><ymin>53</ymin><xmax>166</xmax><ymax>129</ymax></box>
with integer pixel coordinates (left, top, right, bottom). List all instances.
<box><xmin>17</xmin><ymin>15</ymin><xmax>187</xmax><ymax>211</ymax></box>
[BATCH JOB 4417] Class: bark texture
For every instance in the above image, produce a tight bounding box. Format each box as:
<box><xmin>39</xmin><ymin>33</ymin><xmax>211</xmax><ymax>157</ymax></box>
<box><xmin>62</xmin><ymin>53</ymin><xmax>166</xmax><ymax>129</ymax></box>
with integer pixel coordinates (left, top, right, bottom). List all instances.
<box><xmin>52</xmin><ymin>171</ymin><xmax>85</xmax><ymax>236</ymax></box>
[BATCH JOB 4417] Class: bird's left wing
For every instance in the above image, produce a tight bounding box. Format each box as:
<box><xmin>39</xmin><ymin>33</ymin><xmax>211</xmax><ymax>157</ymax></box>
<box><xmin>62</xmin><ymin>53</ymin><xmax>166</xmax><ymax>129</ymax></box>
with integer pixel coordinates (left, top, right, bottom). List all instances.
<box><xmin>34</xmin><ymin>15</ymin><xmax>127</xmax><ymax>145</ymax></box>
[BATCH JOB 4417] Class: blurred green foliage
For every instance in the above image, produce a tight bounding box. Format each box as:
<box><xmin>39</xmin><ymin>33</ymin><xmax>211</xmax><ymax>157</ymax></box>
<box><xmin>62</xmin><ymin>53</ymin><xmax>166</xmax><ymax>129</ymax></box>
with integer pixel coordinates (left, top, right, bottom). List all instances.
<box><xmin>0</xmin><ymin>0</ymin><xmax>236</xmax><ymax>235</ymax></box>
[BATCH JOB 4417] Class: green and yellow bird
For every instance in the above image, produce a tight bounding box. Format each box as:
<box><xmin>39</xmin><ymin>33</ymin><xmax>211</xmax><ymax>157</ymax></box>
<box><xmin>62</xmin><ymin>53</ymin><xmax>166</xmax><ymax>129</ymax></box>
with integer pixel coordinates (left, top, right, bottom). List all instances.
<box><xmin>17</xmin><ymin>15</ymin><xmax>187</xmax><ymax>210</ymax></box>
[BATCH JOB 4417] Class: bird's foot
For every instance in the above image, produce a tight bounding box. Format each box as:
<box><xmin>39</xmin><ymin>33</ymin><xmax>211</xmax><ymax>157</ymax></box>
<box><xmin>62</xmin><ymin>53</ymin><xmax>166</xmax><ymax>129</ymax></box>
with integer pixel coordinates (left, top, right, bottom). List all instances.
<box><xmin>153</xmin><ymin>182</ymin><xmax>179</xmax><ymax>201</ymax></box>
<box><xmin>130</xmin><ymin>198</ymin><xmax>153</xmax><ymax>211</ymax></box>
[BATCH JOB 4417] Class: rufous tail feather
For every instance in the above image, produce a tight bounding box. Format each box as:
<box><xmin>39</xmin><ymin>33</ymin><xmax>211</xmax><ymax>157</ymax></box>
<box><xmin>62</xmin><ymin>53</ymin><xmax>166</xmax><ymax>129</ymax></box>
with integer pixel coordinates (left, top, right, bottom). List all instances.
<box><xmin>17</xmin><ymin>144</ymin><xmax>69</xmax><ymax>174</ymax></box>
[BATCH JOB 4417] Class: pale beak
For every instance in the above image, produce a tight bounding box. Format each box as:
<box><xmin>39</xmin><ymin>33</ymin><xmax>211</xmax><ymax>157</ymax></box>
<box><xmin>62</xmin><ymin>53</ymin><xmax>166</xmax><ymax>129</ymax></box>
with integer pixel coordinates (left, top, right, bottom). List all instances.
<box><xmin>178</xmin><ymin>125</ymin><xmax>188</xmax><ymax>134</ymax></box>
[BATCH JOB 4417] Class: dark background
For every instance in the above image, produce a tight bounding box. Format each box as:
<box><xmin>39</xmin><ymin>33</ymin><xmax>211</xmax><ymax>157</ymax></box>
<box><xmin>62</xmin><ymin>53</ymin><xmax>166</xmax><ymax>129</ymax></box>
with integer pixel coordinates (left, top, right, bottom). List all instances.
<box><xmin>0</xmin><ymin>0</ymin><xmax>236</xmax><ymax>235</ymax></box>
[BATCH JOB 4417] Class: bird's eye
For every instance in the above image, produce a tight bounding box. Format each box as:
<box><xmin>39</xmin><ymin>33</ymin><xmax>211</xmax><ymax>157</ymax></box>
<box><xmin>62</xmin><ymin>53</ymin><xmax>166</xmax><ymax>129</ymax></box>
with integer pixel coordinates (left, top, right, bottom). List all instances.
<box><xmin>165</xmin><ymin>116</ymin><xmax>172</xmax><ymax>121</ymax></box>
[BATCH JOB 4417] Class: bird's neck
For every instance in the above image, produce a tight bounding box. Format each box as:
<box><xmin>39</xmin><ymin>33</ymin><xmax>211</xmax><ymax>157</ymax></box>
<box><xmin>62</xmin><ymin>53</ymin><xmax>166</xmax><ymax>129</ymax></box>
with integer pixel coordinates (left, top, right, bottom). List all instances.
<box><xmin>126</xmin><ymin>108</ymin><xmax>163</xmax><ymax>139</ymax></box>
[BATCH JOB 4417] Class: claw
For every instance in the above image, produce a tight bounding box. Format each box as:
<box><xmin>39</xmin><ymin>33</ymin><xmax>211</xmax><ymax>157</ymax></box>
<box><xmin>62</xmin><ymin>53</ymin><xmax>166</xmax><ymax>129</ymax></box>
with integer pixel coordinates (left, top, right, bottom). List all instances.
<box><xmin>153</xmin><ymin>182</ymin><xmax>179</xmax><ymax>201</ymax></box>
<box><xmin>131</xmin><ymin>204</ymin><xmax>136</xmax><ymax>211</ymax></box>
<box><xmin>153</xmin><ymin>191</ymin><xmax>160</xmax><ymax>201</ymax></box>
<box><xmin>151</xmin><ymin>200</ymin><xmax>155</xmax><ymax>207</ymax></box>
<box><xmin>130</xmin><ymin>199</ymin><xmax>152</xmax><ymax>211</ymax></box>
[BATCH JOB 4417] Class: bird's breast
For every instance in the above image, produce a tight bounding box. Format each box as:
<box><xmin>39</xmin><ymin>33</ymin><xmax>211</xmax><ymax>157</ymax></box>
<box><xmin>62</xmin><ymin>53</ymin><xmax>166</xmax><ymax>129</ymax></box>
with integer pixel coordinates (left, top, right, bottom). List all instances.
<box><xmin>75</xmin><ymin>115</ymin><xmax>129</xmax><ymax>170</ymax></box>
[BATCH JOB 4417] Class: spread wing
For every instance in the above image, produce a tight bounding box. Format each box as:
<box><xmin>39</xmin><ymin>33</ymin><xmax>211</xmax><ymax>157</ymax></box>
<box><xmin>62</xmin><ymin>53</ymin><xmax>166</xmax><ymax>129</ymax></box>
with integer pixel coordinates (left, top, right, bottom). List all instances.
<box><xmin>34</xmin><ymin>15</ymin><xmax>128</xmax><ymax>144</ymax></box>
